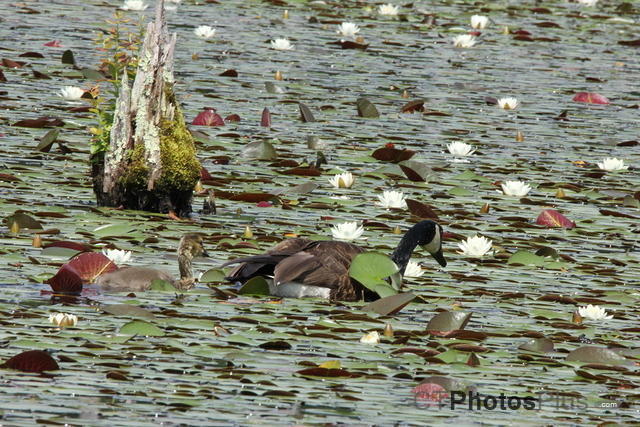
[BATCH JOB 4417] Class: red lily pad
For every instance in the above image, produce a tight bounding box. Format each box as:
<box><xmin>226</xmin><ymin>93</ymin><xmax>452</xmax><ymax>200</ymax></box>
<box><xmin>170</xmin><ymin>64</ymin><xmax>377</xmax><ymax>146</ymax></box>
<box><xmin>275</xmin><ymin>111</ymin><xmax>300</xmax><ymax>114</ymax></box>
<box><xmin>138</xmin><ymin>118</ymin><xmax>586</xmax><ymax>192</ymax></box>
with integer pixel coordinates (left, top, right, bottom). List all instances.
<box><xmin>261</xmin><ymin>107</ymin><xmax>271</xmax><ymax>127</ymax></box>
<box><xmin>45</xmin><ymin>264</ymin><xmax>83</xmax><ymax>293</ymax></box>
<box><xmin>224</xmin><ymin>114</ymin><xmax>241</xmax><ymax>123</ymax></box>
<box><xmin>1</xmin><ymin>350</ymin><xmax>59</xmax><ymax>373</ymax></box>
<box><xmin>536</xmin><ymin>209</ymin><xmax>576</xmax><ymax>229</ymax></box>
<box><xmin>12</xmin><ymin>117</ymin><xmax>64</xmax><ymax>128</ymax></box>
<box><xmin>43</xmin><ymin>241</ymin><xmax>90</xmax><ymax>252</ymax></box>
<box><xmin>372</xmin><ymin>147</ymin><xmax>416</xmax><ymax>163</ymax></box>
<box><xmin>572</xmin><ymin>92</ymin><xmax>610</xmax><ymax>105</ymax></box>
<box><xmin>192</xmin><ymin>108</ymin><xmax>224</xmax><ymax>126</ymax></box>
<box><xmin>412</xmin><ymin>382</ymin><xmax>447</xmax><ymax>404</ymax></box>
<box><xmin>44</xmin><ymin>40</ymin><xmax>62</xmax><ymax>47</ymax></box>
<box><xmin>67</xmin><ymin>252</ymin><xmax>117</xmax><ymax>284</ymax></box>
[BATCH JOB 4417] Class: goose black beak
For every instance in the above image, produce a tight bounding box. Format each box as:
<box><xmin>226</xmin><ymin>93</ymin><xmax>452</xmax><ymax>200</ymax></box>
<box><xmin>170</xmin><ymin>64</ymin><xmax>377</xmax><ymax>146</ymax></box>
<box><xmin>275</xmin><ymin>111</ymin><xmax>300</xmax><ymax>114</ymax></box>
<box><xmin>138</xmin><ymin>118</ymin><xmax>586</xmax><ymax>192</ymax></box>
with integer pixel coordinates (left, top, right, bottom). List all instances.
<box><xmin>202</xmin><ymin>249</ymin><xmax>210</xmax><ymax>258</ymax></box>
<box><xmin>430</xmin><ymin>249</ymin><xmax>447</xmax><ymax>267</ymax></box>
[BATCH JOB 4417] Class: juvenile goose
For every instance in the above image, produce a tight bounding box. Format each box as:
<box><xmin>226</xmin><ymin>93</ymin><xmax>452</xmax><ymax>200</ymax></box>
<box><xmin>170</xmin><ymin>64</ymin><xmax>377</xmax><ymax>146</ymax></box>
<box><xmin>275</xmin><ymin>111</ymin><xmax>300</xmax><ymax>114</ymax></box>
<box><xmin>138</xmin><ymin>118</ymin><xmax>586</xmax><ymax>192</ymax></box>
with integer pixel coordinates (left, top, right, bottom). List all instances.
<box><xmin>96</xmin><ymin>234</ymin><xmax>208</xmax><ymax>292</ymax></box>
<box><xmin>223</xmin><ymin>220</ymin><xmax>446</xmax><ymax>301</ymax></box>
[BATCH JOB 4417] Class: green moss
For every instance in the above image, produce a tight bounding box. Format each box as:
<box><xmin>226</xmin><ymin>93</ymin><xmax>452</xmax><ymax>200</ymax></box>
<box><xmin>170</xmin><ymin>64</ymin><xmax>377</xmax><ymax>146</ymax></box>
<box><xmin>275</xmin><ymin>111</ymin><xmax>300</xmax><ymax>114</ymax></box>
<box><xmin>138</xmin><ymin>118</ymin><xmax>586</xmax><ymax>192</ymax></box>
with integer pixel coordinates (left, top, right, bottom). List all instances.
<box><xmin>156</xmin><ymin>100</ymin><xmax>201</xmax><ymax>192</ymax></box>
<box><xmin>119</xmin><ymin>88</ymin><xmax>200</xmax><ymax>193</ymax></box>
<box><xmin>120</xmin><ymin>143</ymin><xmax>149</xmax><ymax>189</ymax></box>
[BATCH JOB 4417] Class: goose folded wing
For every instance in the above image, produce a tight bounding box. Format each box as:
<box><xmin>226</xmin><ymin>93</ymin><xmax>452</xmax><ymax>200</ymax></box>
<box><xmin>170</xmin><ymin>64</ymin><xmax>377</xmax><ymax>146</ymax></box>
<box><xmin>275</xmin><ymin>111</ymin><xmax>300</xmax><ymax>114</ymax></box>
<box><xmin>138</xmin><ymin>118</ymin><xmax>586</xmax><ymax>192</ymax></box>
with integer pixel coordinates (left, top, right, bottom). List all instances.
<box><xmin>274</xmin><ymin>241</ymin><xmax>364</xmax><ymax>290</ymax></box>
<box><xmin>223</xmin><ymin>238</ymin><xmax>314</xmax><ymax>281</ymax></box>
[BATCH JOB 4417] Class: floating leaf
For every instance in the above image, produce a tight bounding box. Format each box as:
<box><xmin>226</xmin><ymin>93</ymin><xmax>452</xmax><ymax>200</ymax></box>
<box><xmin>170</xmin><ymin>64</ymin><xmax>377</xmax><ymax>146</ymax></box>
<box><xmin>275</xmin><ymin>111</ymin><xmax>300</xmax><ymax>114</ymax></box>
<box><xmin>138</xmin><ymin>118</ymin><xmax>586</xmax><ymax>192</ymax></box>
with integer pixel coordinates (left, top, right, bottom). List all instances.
<box><xmin>406</xmin><ymin>199</ymin><xmax>439</xmax><ymax>220</ymax></box>
<box><xmin>330</xmin><ymin>40</ymin><xmax>369</xmax><ymax>50</ymax></box>
<box><xmin>362</xmin><ymin>292</ymin><xmax>415</xmax><ymax>315</ymax></box>
<box><xmin>298</xmin><ymin>102</ymin><xmax>315</xmax><ymax>122</ymax></box>
<box><xmin>40</xmin><ymin>246</ymin><xmax>83</xmax><ymax>258</ymax></box>
<box><xmin>102</xmin><ymin>304</ymin><xmax>155</xmax><ymax>319</ymax></box>
<box><xmin>192</xmin><ymin>108</ymin><xmax>224</xmax><ymax>126</ymax></box>
<box><xmin>219</xmin><ymin>69</ymin><xmax>238</xmax><ymax>77</ymax></box>
<box><xmin>36</xmin><ymin>128</ymin><xmax>60</xmax><ymax>152</ymax></box>
<box><xmin>224</xmin><ymin>114</ymin><xmax>241</xmax><ymax>123</ymax></box>
<box><xmin>566</xmin><ymin>346</ymin><xmax>628</xmax><ymax>365</ymax></box>
<box><xmin>296</xmin><ymin>367</ymin><xmax>361</xmax><ymax>378</ymax></box>
<box><xmin>45</xmin><ymin>264</ymin><xmax>83</xmax><ymax>293</ymax></box>
<box><xmin>400</xmin><ymin>99</ymin><xmax>425</xmax><ymax>113</ymax></box>
<box><xmin>536</xmin><ymin>209</ymin><xmax>576</xmax><ymax>229</ymax></box>
<box><xmin>356</xmin><ymin>98</ymin><xmax>379</xmax><ymax>118</ymax></box>
<box><xmin>572</xmin><ymin>92</ymin><xmax>610</xmax><ymax>105</ymax></box>
<box><xmin>5</xmin><ymin>212</ymin><xmax>43</xmax><ymax>230</ymax></box>
<box><xmin>67</xmin><ymin>252</ymin><xmax>117</xmax><ymax>284</ymax></box>
<box><xmin>12</xmin><ymin>117</ymin><xmax>64</xmax><ymax>128</ymax></box>
<box><xmin>508</xmin><ymin>250</ymin><xmax>547</xmax><ymax>267</ymax></box>
<box><xmin>80</xmin><ymin>68</ymin><xmax>105</xmax><ymax>80</ymax></box>
<box><xmin>199</xmin><ymin>268</ymin><xmax>227</xmax><ymax>283</ymax></box>
<box><xmin>43</xmin><ymin>240</ymin><xmax>89</xmax><ymax>252</ymax></box>
<box><xmin>427</xmin><ymin>312</ymin><xmax>472</xmax><ymax>332</ymax></box>
<box><xmin>119</xmin><ymin>320</ymin><xmax>165</xmax><ymax>337</ymax></box>
<box><xmin>372</xmin><ymin>146</ymin><xmax>415</xmax><ymax>163</ymax></box>
<box><xmin>399</xmin><ymin>160</ymin><xmax>432</xmax><ymax>182</ymax></box>
<box><xmin>61</xmin><ymin>49</ymin><xmax>75</xmax><ymax>65</ymax></box>
<box><xmin>349</xmin><ymin>252</ymin><xmax>398</xmax><ymax>297</ymax></box>
<box><xmin>238</xmin><ymin>276</ymin><xmax>270</xmax><ymax>295</ymax></box>
<box><xmin>93</xmin><ymin>223</ymin><xmax>135</xmax><ymax>237</ymax></box>
<box><xmin>519</xmin><ymin>338</ymin><xmax>554</xmax><ymax>353</ymax></box>
<box><xmin>261</xmin><ymin>107</ymin><xmax>271</xmax><ymax>127</ymax></box>
<box><xmin>1</xmin><ymin>350</ymin><xmax>59</xmax><ymax>373</ymax></box>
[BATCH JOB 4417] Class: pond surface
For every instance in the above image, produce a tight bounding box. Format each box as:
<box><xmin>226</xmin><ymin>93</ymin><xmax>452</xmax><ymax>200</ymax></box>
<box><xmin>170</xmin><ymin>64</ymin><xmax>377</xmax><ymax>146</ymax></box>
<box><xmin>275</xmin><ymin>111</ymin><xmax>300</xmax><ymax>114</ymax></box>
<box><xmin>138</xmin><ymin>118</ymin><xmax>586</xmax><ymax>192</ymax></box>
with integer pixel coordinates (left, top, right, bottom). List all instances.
<box><xmin>0</xmin><ymin>0</ymin><xmax>639</xmax><ymax>424</ymax></box>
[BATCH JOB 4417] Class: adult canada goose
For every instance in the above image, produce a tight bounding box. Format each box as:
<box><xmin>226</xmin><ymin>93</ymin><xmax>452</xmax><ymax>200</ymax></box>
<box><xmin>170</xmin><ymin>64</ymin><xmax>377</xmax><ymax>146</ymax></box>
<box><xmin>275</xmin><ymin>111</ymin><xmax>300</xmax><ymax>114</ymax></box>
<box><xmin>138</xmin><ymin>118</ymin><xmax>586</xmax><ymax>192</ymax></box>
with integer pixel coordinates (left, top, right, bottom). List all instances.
<box><xmin>96</xmin><ymin>234</ymin><xmax>208</xmax><ymax>292</ymax></box>
<box><xmin>223</xmin><ymin>220</ymin><xmax>446</xmax><ymax>301</ymax></box>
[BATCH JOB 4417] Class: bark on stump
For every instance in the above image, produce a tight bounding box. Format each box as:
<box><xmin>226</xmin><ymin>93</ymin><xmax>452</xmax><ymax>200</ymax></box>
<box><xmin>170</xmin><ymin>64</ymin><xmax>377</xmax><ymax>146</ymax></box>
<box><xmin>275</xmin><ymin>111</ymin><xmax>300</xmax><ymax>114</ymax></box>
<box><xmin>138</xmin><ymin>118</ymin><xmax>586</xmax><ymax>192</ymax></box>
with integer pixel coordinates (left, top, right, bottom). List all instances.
<box><xmin>92</xmin><ymin>0</ymin><xmax>200</xmax><ymax>217</ymax></box>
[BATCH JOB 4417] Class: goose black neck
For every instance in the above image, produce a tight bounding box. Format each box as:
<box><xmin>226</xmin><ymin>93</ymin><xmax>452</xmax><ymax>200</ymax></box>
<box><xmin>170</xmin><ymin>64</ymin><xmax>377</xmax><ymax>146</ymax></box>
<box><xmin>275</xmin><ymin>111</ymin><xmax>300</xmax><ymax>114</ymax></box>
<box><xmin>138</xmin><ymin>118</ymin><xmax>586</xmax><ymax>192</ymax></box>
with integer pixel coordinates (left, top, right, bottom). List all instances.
<box><xmin>391</xmin><ymin>222</ymin><xmax>432</xmax><ymax>275</ymax></box>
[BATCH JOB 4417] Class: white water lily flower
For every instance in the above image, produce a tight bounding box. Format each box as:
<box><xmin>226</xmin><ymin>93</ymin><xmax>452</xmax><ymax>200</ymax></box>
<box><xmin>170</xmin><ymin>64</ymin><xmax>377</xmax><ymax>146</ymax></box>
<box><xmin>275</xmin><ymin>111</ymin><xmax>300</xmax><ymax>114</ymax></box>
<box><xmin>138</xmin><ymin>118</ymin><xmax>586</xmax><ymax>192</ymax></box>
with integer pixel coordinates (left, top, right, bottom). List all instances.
<box><xmin>331</xmin><ymin>221</ymin><xmax>364</xmax><ymax>241</ymax></box>
<box><xmin>597</xmin><ymin>157</ymin><xmax>628</xmax><ymax>172</ymax></box>
<box><xmin>378</xmin><ymin>3</ymin><xmax>399</xmax><ymax>16</ymax></box>
<box><xmin>403</xmin><ymin>260</ymin><xmax>424</xmax><ymax>278</ymax></box>
<box><xmin>49</xmin><ymin>312</ymin><xmax>78</xmax><ymax>328</ymax></box>
<box><xmin>453</xmin><ymin>34</ymin><xmax>477</xmax><ymax>48</ymax></box>
<box><xmin>578</xmin><ymin>304</ymin><xmax>613</xmax><ymax>321</ymax></box>
<box><xmin>360</xmin><ymin>331</ymin><xmax>380</xmax><ymax>344</ymax></box>
<box><xmin>497</xmin><ymin>97</ymin><xmax>519</xmax><ymax>110</ymax></box>
<box><xmin>500</xmin><ymin>180</ymin><xmax>532</xmax><ymax>197</ymax></box>
<box><xmin>194</xmin><ymin>25</ymin><xmax>216</xmax><ymax>39</ymax></box>
<box><xmin>337</xmin><ymin>22</ymin><xmax>360</xmax><ymax>38</ymax></box>
<box><xmin>577</xmin><ymin>0</ymin><xmax>598</xmax><ymax>6</ymax></box>
<box><xmin>328</xmin><ymin>171</ymin><xmax>355</xmax><ymax>188</ymax></box>
<box><xmin>102</xmin><ymin>248</ymin><xmax>132</xmax><ymax>264</ymax></box>
<box><xmin>470</xmin><ymin>15</ymin><xmax>489</xmax><ymax>29</ymax></box>
<box><xmin>376</xmin><ymin>190</ymin><xmax>407</xmax><ymax>209</ymax></box>
<box><xmin>270</xmin><ymin>38</ymin><xmax>294</xmax><ymax>50</ymax></box>
<box><xmin>447</xmin><ymin>141</ymin><xmax>476</xmax><ymax>157</ymax></box>
<box><xmin>59</xmin><ymin>86</ymin><xmax>85</xmax><ymax>100</ymax></box>
<box><xmin>120</xmin><ymin>0</ymin><xmax>148</xmax><ymax>11</ymax></box>
<box><xmin>457</xmin><ymin>235</ymin><xmax>493</xmax><ymax>257</ymax></box>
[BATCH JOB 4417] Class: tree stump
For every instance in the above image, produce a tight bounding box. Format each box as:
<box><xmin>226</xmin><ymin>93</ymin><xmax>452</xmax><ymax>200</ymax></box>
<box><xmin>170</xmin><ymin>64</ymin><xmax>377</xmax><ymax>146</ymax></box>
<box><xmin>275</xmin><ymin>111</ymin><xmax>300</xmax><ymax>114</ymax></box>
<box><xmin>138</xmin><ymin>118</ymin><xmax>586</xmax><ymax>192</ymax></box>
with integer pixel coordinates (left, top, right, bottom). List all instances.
<box><xmin>92</xmin><ymin>0</ymin><xmax>200</xmax><ymax>217</ymax></box>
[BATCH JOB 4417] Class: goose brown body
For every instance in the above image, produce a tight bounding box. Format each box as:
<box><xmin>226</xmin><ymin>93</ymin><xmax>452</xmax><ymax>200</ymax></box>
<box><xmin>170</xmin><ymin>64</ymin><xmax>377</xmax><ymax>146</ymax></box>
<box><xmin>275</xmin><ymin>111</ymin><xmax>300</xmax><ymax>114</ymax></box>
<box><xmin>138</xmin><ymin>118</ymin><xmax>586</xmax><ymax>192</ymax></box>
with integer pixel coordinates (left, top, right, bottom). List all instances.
<box><xmin>96</xmin><ymin>234</ymin><xmax>208</xmax><ymax>292</ymax></box>
<box><xmin>224</xmin><ymin>220</ymin><xmax>446</xmax><ymax>301</ymax></box>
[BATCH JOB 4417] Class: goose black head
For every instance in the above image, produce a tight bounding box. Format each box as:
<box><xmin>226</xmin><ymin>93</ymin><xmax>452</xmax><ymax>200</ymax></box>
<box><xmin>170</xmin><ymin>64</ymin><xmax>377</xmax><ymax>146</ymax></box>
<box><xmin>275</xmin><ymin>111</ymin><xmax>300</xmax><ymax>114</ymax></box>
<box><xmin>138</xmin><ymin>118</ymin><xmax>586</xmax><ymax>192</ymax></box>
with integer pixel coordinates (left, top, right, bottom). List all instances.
<box><xmin>179</xmin><ymin>233</ymin><xmax>209</xmax><ymax>258</ymax></box>
<box><xmin>415</xmin><ymin>220</ymin><xmax>447</xmax><ymax>267</ymax></box>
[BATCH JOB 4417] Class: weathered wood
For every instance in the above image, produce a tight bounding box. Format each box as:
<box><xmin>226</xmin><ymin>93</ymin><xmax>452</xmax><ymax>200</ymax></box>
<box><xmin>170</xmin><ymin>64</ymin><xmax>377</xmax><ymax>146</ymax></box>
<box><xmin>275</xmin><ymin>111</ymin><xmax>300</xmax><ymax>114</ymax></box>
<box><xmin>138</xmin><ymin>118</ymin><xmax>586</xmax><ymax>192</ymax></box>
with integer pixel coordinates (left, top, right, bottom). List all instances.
<box><xmin>102</xmin><ymin>71</ymin><xmax>132</xmax><ymax>194</ymax></box>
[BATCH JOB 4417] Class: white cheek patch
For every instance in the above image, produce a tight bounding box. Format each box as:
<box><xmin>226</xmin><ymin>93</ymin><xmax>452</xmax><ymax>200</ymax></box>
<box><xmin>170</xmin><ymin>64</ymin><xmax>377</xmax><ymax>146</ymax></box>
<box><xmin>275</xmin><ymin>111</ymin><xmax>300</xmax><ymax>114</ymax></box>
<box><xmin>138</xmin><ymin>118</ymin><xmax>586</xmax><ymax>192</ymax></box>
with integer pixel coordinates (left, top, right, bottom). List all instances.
<box><xmin>423</xmin><ymin>225</ymin><xmax>441</xmax><ymax>254</ymax></box>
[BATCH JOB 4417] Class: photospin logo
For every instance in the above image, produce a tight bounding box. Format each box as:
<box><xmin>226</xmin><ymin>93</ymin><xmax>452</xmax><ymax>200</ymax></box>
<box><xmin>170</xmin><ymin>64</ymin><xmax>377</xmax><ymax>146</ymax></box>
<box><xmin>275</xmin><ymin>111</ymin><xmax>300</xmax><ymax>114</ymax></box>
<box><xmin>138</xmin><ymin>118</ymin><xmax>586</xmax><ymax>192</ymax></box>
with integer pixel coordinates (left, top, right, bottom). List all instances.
<box><xmin>412</xmin><ymin>386</ymin><xmax>590</xmax><ymax>411</ymax></box>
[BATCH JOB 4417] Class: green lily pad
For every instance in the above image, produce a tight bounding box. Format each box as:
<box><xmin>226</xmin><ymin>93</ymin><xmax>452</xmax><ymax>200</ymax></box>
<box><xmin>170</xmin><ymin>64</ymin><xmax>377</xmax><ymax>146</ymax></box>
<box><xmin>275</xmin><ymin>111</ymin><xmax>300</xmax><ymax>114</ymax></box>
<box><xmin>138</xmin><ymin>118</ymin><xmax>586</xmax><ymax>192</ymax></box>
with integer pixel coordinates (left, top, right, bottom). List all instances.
<box><xmin>119</xmin><ymin>320</ymin><xmax>165</xmax><ymax>337</ymax></box>
<box><xmin>238</xmin><ymin>276</ymin><xmax>270</xmax><ymax>295</ymax></box>
<box><xmin>349</xmin><ymin>252</ymin><xmax>399</xmax><ymax>297</ymax></box>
